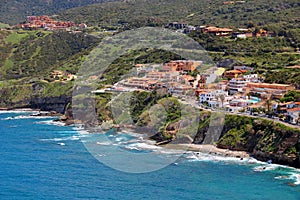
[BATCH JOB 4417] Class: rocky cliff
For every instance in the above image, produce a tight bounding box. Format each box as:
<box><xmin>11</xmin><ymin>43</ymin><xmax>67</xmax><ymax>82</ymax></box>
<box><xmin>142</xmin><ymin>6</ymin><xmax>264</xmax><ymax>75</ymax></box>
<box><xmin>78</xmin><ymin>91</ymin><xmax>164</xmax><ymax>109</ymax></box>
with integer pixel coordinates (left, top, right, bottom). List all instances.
<box><xmin>0</xmin><ymin>85</ymin><xmax>71</xmax><ymax>113</ymax></box>
<box><xmin>194</xmin><ymin>114</ymin><xmax>300</xmax><ymax>168</ymax></box>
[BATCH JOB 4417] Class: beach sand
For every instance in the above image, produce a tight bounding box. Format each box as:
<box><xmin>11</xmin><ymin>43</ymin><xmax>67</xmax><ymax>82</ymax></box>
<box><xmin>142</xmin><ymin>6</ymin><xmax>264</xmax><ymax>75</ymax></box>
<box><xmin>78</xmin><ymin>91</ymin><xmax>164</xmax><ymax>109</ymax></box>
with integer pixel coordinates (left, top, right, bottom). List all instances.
<box><xmin>164</xmin><ymin>143</ymin><xmax>250</xmax><ymax>158</ymax></box>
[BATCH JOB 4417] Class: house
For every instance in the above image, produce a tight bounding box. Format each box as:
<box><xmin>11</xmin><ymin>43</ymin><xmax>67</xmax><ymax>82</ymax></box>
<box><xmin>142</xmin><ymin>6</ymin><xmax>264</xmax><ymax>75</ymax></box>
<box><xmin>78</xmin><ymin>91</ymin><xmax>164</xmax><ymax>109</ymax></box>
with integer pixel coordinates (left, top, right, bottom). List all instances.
<box><xmin>228</xmin><ymin>78</ymin><xmax>249</xmax><ymax>94</ymax></box>
<box><xmin>193</xmin><ymin>74</ymin><xmax>209</xmax><ymax>89</ymax></box>
<box><xmin>183</xmin><ymin>25</ymin><xmax>197</xmax><ymax>34</ymax></box>
<box><xmin>145</xmin><ymin>71</ymin><xmax>178</xmax><ymax>81</ymax></box>
<box><xmin>254</xmin><ymin>29</ymin><xmax>274</xmax><ymax>37</ymax></box>
<box><xmin>78</xmin><ymin>23</ymin><xmax>88</xmax><ymax>29</ymax></box>
<box><xmin>65</xmin><ymin>74</ymin><xmax>77</xmax><ymax>81</ymax></box>
<box><xmin>50</xmin><ymin>70</ymin><xmax>64</xmax><ymax>79</ymax></box>
<box><xmin>226</xmin><ymin>106</ymin><xmax>244</xmax><ymax>113</ymax></box>
<box><xmin>162</xmin><ymin>60</ymin><xmax>200</xmax><ymax>72</ymax></box>
<box><xmin>168</xmin><ymin>84</ymin><xmax>193</xmax><ymax>95</ymax></box>
<box><xmin>180</xmin><ymin>75</ymin><xmax>195</xmax><ymax>86</ymax></box>
<box><xmin>122</xmin><ymin>78</ymin><xmax>155</xmax><ymax>90</ymax></box>
<box><xmin>199</xmin><ymin>90</ymin><xmax>228</xmax><ymax>103</ymax></box>
<box><xmin>223</xmin><ymin>1</ymin><xmax>235</xmax><ymax>5</ymax></box>
<box><xmin>223</xmin><ymin>69</ymin><xmax>247</xmax><ymax>79</ymax></box>
<box><xmin>242</xmin><ymin>74</ymin><xmax>261</xmax><ymax>82</ymax></box>
<box><xmin>245</xmin><ymin>83</ymin><xmax>295</xmax><ymax>99</ymax></box>
<box><xmin>216</xmin><ymin>80</ymin><xmax>228</xmax><ymax>91</ymax></box>
<box><xmin>286</xmin><ymin>108</ymin><xmax>300</xmax><ymax>124</ymax></box>
<box><xmin>203</xmin><ymin>26</ymin><xmax>233</xmax><ymax>36</ymax></box>
<box><xmin>226</xmin><ymin>96</ymin><xmax>259</xmax><ymax>112</ymax></box>
<box><xmin>232</xmin><ymin>28</ymin><xmax>253</xmax><ymax>39</ymax></box>
<box><xmin>19</xmin><ymin>15</ymin><xmax>82</xmax><ymax>31</ymax></box>
<box><xmin>165</xmin><ymin>22</ymin><xmax>187</xmax><ymax>29</ymax></box>
<box><xmin>273</xmin><ymin>102</ymin><xmax>295</xmax><ymax>114</ymax></box>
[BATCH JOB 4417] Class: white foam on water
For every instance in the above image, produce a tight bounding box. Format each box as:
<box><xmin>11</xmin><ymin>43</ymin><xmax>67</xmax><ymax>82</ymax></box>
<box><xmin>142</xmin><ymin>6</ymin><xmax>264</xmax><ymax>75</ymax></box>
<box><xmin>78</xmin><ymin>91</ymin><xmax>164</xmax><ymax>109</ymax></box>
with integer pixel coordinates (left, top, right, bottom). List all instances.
<box><xmin>155</xmin><ymin>148</ymin><xmax>187</xmax><ymax>155</ymax></box>
<box><xmin>77</xmin><ymin>129</ymin><xmax>90</xmax><ymax>134</ymax></box>
<box><xmin>96</xmin><ymin>154</ymin><xmax>106</xmax><ymax>157</ymax></box>
<box><xmin>40</xmin><ymin>135</ymin><xmax>81</xmax><ymax>142</ymax></box>
<box><xmin>125</xmin><ymin>142</ymin><xmax>162</xmax><ymax>151</ymax></box>
<box><xmin>0</xmin><ymin>110</ymin><xmax>39</xmax><ymax>114</ymax></box>
<box><xmin>36</xmin><ymin>120</ymin><xmax>65</xmax><ymax>126</ymax></box>
<box><xmin>274</xmin><ymin>175</ymin><xmax>290</xmax><ymax>180</ymax></box>
<box><xmin>288</xmin><ymin>173</ymin><xmax>300</xmax><ymax>185</ymax></box>
<box><xmin>295</xmin><ymin>175</ymin><xmax>300</xmax><ymax>185</ymax></box>
<box><xmin>115</xmin><ymin>137</ymin><xmax>126</xmax><ymax>142</ymax></box>
<box><xmin>96</xmin><ymin>141</ymin><xmax>112</xmax><ymax>146</ymax></box>
<box><xmin>253</xmin><ymin>165</ymin><xmax>278</xmax><ymax>172</ymax></box>
<box><xmin>2</xmin><ymin>115</ymin><xmax>56</xmax><ymax>120</ymax></box>
<box><xmin>57</xmin><ymin>142</ymin><xmax>66</xmax><ymax>146</ymax></box>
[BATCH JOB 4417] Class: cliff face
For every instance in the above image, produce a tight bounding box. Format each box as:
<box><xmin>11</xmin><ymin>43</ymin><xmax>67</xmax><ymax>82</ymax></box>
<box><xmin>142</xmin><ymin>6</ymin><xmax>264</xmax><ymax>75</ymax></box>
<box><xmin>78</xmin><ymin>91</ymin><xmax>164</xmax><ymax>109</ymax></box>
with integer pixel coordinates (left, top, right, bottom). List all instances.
<box><xmin>29</xmin><ymin>96</ymin><xmax>71</xmax><ymax>113</ymax></box>
<box><xmin>0</xmin><ymin>86</ymin><xmax>71</xmax><ymax>113</ymax></box>
<box><xmin>194</xmin><ymin>114</ymin><xmax>300</xmax><ymax>168</ymax></box>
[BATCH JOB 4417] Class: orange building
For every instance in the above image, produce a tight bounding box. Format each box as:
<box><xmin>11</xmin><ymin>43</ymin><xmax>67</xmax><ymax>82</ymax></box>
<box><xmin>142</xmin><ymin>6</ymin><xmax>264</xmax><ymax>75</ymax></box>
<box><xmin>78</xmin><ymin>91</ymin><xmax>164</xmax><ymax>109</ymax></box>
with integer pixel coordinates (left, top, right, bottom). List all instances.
<box><xmin>246</xmin><ymin>83</ymin><xmax>295</xmax><ymax>98</ymax></box>
<box><xmin>162</xmin><ymin>60</ymin><xmax>199</xmax><ymax>72</ymax></box>
<box><xmin>203</xmin><ymin>26</ymin><xmax>233</xmax><ymax>36</ymax></box>
<box><xmin>223</xmin><ymin>69</ymin><xmax>247</xmax><ymax>79</ymax></box>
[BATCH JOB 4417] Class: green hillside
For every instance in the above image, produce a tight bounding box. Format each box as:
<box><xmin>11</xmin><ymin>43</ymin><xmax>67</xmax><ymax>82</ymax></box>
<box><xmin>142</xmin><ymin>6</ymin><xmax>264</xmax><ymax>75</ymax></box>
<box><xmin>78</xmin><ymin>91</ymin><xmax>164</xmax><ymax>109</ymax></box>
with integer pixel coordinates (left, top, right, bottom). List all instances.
<box><xmin>58</xmin><ymin>0</ymin><xmax>300</xmax><ymax>29</ymax></box>
<box><xmin>0</xmin><ymin>0</ymin><xmax>300</xmax><ymax>110</ymax></box>
<box><xmin>0</xmin><ymin>0</ymin><xmax>115</xmax><ymax>25</ymax></box>
<box><xmin>0</xmin><ymin>29</ymin><xmax>101</xmax><ymax>109</ymax></box>
<box><xmin>0</xmin><ymin>30</ymin><xmax>100</xmax><ymax>80</ymax></box>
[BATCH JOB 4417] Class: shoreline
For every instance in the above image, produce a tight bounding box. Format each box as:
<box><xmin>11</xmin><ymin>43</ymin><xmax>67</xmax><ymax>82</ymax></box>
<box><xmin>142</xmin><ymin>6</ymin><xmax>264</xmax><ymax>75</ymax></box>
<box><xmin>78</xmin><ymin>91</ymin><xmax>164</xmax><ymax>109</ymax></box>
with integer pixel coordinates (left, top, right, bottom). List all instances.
<box><xmin>163</xmin><ymin>143</ymin><xmax>250</xmax><ymax>159</ymax></box>
<box><xmin>1</xmin><ymin>109</ymin><xmax>298</xmax><ymax>169</ymax></box>
<box><xmin>0</xmin><ymin>108</ymin><xmax>40</xmax><ymax>112</ymax></box>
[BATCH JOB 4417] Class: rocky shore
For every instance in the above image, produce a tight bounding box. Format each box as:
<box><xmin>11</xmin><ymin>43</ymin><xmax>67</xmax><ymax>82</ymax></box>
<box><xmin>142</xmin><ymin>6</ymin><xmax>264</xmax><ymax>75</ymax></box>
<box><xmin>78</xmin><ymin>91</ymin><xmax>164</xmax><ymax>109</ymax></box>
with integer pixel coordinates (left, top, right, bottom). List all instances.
<box><xmin>4</xmin><ymin>98</ymin><xmax>299</xmax><ymax>169</ymax></box>
<box><xmin>169</xmin><ymin>143</ymin><xmax>250</xmax><ymax>159</ymax></box>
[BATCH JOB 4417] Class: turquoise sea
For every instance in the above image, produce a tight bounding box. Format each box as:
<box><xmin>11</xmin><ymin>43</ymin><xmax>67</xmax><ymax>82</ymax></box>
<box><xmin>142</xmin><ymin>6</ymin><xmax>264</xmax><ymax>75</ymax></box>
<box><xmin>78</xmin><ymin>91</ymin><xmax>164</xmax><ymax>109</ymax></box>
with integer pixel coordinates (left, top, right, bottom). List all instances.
<box><xmin>1</xmin><ymin>111</ymin><xmax>300</xmax><ymax>200</ymax></box>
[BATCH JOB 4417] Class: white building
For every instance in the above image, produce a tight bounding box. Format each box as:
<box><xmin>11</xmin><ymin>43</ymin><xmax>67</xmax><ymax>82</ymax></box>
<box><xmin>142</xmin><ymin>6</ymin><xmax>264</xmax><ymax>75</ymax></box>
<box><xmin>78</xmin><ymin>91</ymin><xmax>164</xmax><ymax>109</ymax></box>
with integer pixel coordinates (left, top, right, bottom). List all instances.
<box><xmin>229</xmin><ymin>74</ymin><xmax>260</xmax><ymax>95</ymax></box>
<box><xmin>287</xmin><ymin>108</ymin><xmax>300</xmax><ymax>124</ymax></box>
<box><xmin>243</xmin><ymin>74</ymin><xmax>260</xmax><ymax>82</ymax></box>
<box><xmin>199</xmin><ymin>90</ymin><xmax>228</xmax><ymax>104</ymax></box>
<box><xmin>228</xmin><ymin>78</ymin><xmax>249</xmax><ymax>95</ymax></box>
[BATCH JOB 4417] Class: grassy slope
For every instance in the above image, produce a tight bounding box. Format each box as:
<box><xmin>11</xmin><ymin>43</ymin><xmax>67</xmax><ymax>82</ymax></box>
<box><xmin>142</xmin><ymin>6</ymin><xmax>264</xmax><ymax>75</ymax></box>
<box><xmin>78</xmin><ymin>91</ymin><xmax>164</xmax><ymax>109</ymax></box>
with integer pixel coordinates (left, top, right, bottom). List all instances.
<box><xmin>0</xmin><ymin>0</ymin><xmax>299</xmax><ymax>109</ymax></box>
<box><xmin>0</xmin><ymin>0</ymin><xmax>116</xmax><ymax>25</ymax></box>
<box><xmin>58</xmin><ymin>0</ymin><xmax>300</xmax><ymax>29</ymax></box>
<box><xmin>0</xmin><ymin>23</ymin><xmax>10</xmax><ymax>29</ymax></box>
<box><xmin>0</xmin><ymin>30</ymin><xmax>100</xmax><ymax>80</ymax></box>
<box><xmin>0</xmin><ymin>29</ymin><xmax>101</xmax><ymax>108</ymax></box>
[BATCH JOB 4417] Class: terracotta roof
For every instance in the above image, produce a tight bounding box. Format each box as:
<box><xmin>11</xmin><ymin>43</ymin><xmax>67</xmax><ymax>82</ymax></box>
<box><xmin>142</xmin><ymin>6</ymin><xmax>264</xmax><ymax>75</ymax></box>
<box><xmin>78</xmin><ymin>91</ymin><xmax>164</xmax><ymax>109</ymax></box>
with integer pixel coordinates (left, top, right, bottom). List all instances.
<box><xmin>225</xmin><ymin>70</ymin><xmax>244</xmax><ymax>74</ymax></box>
<box><xmin>286</xmin><ymin>65</ymin><xmax>300</xmax><ymax>69</ymax></box>
<box><xmin>287</xmin><ymin>108</ymin><xmax>300</xmax><ymax>112</ymax></box>
<box><xmin>181</xmin><ymin>75</ymin><xmax>195</xmax><ymax>81</ymax></box>
<box><xmin>279</xmin><ymin>101</ymin><xmax>294</xmax><ymax>106</ymax></box>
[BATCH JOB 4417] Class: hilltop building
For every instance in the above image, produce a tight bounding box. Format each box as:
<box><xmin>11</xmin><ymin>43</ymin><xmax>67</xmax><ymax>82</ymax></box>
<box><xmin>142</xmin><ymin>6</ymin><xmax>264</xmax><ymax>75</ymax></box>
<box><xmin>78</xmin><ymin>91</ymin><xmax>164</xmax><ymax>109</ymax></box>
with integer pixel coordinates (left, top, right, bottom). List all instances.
<box><xmin>162</xmin><ymin>60</ymin><xmax>201</xmax><ymax>72</ymax></box>
<box><xmin>246</xmin><ymin>83</ymin><xmax>295</xmax><ymax>99</ymax></box>
<box><xmin>16</xmin><ymin>15</ymin><xmax>86</xmax><ymax>31</ymax></box>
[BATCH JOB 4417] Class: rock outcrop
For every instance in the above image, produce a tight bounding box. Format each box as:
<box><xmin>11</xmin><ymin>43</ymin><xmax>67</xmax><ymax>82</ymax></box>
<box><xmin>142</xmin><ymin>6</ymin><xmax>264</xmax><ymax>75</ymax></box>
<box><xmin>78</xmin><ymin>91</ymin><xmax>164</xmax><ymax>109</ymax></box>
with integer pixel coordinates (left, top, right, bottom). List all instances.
<box><xmin>194</xmin><ymin>114</ymin><xmax>300</xmax><ymax>168</ymax></box>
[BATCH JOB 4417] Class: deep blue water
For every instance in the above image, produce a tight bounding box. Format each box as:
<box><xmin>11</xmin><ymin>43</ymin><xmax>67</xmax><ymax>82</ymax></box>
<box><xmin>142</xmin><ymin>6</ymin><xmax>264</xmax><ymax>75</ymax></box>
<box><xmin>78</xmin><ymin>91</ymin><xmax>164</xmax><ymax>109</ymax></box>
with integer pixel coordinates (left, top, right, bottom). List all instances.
<box><xmin>1</xmin><ymin>112</ymin><xmax>300</xmax><ymax>200</ymax></box>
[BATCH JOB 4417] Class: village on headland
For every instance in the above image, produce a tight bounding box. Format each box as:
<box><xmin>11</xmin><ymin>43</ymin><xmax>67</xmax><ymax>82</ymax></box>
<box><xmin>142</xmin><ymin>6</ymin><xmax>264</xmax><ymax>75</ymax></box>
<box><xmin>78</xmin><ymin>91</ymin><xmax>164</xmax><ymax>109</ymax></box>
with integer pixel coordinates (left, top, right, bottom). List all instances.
<box><xmin>1</xmin><ymin>15</ymin><xmax>299</xmax><ymax>127</ymax></box>
<box><xmin>90</xmin><ymin>59</ymin><xmax>300</xmax><ymax>127</ymax></box>
<box><xmin>1</xmin><ymin>15</ymin><xmax>88</xmax><ymax>33</ymax></box>
<box><xmin>0</xmin><ymin>15</ymin><xmax>291</xmax><ymax>40</ymax></box>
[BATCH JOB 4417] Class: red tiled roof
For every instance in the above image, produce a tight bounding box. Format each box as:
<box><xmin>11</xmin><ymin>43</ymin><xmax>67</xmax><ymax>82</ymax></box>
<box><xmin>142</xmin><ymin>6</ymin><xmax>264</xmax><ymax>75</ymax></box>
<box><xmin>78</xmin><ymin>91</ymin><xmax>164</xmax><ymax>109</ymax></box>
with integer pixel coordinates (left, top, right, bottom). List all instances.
<box><xmin>287</xmin><ymin>108</ymin><xmax>300</xmax><ymax>112</ymax></box>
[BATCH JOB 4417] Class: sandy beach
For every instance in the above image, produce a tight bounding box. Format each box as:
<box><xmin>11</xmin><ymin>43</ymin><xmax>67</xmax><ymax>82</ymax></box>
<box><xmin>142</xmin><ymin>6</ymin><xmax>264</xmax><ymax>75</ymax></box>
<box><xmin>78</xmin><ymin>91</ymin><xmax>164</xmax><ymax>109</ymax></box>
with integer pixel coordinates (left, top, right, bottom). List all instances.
<box><xmin>165</xmin><ymin>143</ymin><xmax>250</xmax><ymax>158</ymax></box>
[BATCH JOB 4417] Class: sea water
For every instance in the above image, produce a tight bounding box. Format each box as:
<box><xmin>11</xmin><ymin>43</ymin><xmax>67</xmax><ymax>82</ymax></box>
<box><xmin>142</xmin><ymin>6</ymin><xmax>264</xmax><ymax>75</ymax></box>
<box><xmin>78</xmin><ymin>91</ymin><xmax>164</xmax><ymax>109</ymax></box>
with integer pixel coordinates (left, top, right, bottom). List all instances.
<box><xmin>0</xmin><ymin>111</ymin><xmax>300</xmax><ymax>199</ymax></box>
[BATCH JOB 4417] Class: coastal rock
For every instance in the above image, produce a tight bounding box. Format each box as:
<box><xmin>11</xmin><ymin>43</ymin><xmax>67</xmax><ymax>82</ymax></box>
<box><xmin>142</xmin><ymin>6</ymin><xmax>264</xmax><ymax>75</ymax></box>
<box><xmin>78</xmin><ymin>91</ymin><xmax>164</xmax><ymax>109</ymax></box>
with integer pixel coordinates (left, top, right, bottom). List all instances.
<box><xmin>30</xmin><ymin>95</ymin><xmax>71</xmax><ymax>113</ymax></box>
<box><xmin>194</xmin><ymin>114</ymin><xmax>300</xmax><ymax>168</ymax></box>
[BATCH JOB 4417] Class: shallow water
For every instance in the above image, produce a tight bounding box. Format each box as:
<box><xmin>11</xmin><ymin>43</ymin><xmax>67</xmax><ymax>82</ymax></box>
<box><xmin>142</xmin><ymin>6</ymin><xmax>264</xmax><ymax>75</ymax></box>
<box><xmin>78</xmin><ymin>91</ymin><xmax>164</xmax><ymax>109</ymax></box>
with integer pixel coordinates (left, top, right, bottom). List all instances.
<box><xmin>0</xmin><ymin>112</ymin><xmax>299</xmax><ymax>199</ymax></box>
